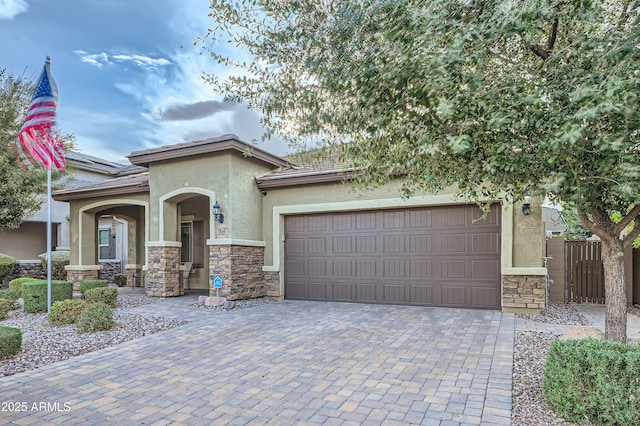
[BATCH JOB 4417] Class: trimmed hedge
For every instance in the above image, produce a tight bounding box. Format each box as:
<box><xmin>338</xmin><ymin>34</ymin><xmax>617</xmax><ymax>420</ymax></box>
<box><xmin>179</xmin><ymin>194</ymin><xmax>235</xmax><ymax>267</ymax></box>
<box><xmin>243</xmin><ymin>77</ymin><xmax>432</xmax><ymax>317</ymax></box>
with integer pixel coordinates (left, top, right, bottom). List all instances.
<box><xmin>49</xmin><ymin>299</ymin><xmax>87</xmax><ymax>326</ymax></box>
<box><xmin>0</xmin><ymin>326</ymin><xmax>22</xmax><ymax>359</ymax></box>
<box><xmin>543</xmin><ymin>338</ymin><xmax>640</xmax><ymax>425</ymax></box>
<box><xmin>22</xmin><ymin>280</ymin><xmax>73</xmax><ymax>313</ymax></box>
<box><xmin>8</xmin><ymin>277</ymin><xmax>38</xmax><ymax>298</ymax></box>
<box><xmin>79</xmin><ymin>280</ymin><xmax>108</xmax><ymax>295</ymax></box>
<box><xmin>76</xmin><ymin>302</ymin><xmax>114</xmax><ymax>333</ymax></box>
<box><xmin>0</xmin><ymin>298</ymin><xmax>12</xmax><ymax>320</ymax></box>
<box><xmin>0</xmin><ymin>289</ymin><xmax>19</xmax><ymax>303</ymax></box>
<box><xmin>0</xmin><ymin>254</ymin><xmax>16</xmax><ymax>283</ymax></box>
<box><xmin>38</xmin><ymin>250</ymin><xmax>70</xmax><ymax>280</ymax></box>
<box><xmin>85</xmin><ymin>287</ymin><xmax>118</xmax><ymax>307</ymax></box>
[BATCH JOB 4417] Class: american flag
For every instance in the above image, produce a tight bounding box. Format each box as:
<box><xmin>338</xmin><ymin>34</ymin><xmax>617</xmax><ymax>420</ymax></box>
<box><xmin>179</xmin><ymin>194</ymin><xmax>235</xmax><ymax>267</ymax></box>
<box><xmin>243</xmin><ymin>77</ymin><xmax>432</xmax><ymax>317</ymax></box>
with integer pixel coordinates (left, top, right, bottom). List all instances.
<box><xmin>13</xmin><ymin>57</ymin><xmax>66</xmax><ymax>171</ymax></box>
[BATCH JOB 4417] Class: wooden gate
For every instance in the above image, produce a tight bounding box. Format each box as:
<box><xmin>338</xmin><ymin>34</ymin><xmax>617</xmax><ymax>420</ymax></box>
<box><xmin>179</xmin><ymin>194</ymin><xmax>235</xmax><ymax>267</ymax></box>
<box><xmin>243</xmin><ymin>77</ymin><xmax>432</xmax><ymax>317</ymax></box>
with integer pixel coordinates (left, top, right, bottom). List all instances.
<box><xmin>566</xmin><ymin>240</ymin><xmax>605</xmax><ymax>303</ymax></box>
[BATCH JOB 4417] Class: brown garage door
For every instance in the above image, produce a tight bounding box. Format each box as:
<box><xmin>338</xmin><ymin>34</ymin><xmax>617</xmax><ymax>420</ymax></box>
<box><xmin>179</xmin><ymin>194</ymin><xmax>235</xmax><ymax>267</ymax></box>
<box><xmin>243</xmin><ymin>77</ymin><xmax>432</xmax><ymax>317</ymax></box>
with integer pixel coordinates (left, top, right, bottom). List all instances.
<box><xmin>284</xmin><ymin>204</ymin><xmax>501</xmax><ymax>309</ymax></box>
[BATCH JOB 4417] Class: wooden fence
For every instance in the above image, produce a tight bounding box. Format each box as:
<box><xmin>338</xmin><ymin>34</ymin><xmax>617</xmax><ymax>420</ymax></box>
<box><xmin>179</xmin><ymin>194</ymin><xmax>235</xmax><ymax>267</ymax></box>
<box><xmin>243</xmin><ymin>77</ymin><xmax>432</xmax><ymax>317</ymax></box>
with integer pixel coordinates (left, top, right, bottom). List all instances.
<box><xmin>565</xmin><ymin>240</ymin><xmax>605</xmax><ymax>303</ymax></box>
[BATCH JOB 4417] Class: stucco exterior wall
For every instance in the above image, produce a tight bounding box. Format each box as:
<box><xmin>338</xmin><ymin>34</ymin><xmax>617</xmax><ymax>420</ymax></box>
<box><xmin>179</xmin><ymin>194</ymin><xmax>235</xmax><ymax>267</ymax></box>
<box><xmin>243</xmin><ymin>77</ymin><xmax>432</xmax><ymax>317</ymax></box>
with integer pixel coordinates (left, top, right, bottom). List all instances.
<box><xmin>148</xmin><ymin>152</ymin><xmax>272</xmax><ymax>243</ymax></box>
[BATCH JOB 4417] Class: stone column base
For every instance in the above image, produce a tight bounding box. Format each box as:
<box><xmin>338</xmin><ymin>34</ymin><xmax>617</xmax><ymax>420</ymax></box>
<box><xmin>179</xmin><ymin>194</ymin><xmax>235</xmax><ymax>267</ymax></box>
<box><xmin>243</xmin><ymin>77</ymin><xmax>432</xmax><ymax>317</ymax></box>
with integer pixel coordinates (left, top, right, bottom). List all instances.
<box><xmin>209</xmin><ymin>244</ymin><xmax>266</xmax><ymax>300</ymax></box>
<box><xmin>502</xmin><ymin>275</ymin><xmax>546</xmax><ymax>314</ymax></box>
<box><xmin>125</xmin><ymin>265</ymin><xmax>143</xmax><ymax>288</ymax></box>
<box><xmin>65</xmin><ymin>266</ymin><xmax>102</xmax><ymax>292</ymax></box>
<box><xmin>146</xmin><ymin>244</ymin><xmax>182</xmax><ymax>297</ymax></box>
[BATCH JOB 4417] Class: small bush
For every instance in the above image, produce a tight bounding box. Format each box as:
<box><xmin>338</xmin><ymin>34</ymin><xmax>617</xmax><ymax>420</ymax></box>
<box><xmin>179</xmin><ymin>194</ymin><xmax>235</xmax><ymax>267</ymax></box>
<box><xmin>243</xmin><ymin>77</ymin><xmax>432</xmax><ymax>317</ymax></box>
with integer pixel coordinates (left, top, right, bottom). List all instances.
<box><xmin>543</xmin><ymin>338</ymin><xmax>640</xmax><ymax>425</ymax></box>
<box><xmin>114</xmin><ymin>274</ymin><xmax>127</xmax><ymax>287</ymax></box>
<box><xmin>8</xmin><ymin>277</ymin><xmax>38</xmax><ymax>298</ymax></box>
<box><xmin>22</xmin><ymin>280</ymin><xmax>73</xmax><ymax>313</ymax></box>
<box><xmin>0</xmin><ymin>326</ymin><xmax>22</xmax><ymax>359</ymax></box>
<box><xmin>0</xmin><ymin>253</ymin><xmax>16</xmax><ymax>283</ymax></box>
<box><xmin>75</xmin><ymin>302</ymin><xmax>114</xmax><ymax>333</ymax></box>
<box><xmin>85</xmin><ymin>287</ymin><xmax>118</xmax><ymax>307</ymax></box>
<box><xmin>79</xmin><ymin>279</ymin><xmax>108</xmax><ymax>295</ymax></box>
<box><xmin>38</xmin><ymin>250</ymin><xmax>70</xmax><ymax>280</ymax></box>
<box><xmin>0</xmin><ymin>299</ymin><xmax>12</xmax><ymax>320</ymax></box>
<box><xmin>49</xmin><ymin>299</ymin><xmax>87</xmax><ymax>326</ymax></box>
<box><xmin>0</xmin><ymin>289</ymin><xmax>19</xmax><ymax>302</ymax></box>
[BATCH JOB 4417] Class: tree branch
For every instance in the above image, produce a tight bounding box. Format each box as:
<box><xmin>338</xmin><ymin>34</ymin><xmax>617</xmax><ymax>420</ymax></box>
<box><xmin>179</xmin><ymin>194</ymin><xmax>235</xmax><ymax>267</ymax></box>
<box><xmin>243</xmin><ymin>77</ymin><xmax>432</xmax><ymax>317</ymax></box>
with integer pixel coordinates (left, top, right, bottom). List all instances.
<box><xmin>615</xmin><ymin>204</ymin><xmax>640</xmax><ymax>235</ymax></box>
<box><xmin>623</xmin><ymin>221</ymin><xmax>640</xmax><ymax>250</ymax></box>
<box><xmin>529</xmin><ymin>45</ymin><xmax>549</xmax><ymax>60</ymax></box>
<box><xmin>546</xmin><ymin>14</ymin><xmax>559</xmax><ymax>53</ymax></box>
<box><xmin>577</xmin><ymin>203</ymin><xmax>614</xmax><ymax>244</ymax></box>
<box><xmin>431</xmin><ymin>114</ymin><xmax>458</xmax><ymax>136</ymax></box>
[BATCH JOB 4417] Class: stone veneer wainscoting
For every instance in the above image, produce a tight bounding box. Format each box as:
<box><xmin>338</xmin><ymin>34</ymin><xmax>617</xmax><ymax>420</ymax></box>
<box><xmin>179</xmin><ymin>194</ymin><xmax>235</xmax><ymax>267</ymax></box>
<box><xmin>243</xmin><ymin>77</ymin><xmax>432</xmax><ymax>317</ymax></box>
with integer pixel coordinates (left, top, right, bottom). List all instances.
<box><xmin>502</xmin><ymin>275</ymin><xmax>546</xmax><ymax>312</ymax></box>
<box><xmin>146</xmin><ymin>246</ymin><xmax>182</xmax><ymax>297</ymax></box>
<box><xmin>209</xmin><ymin>244</ymin><xmax>269</xmax><ymax>300</ymax></box>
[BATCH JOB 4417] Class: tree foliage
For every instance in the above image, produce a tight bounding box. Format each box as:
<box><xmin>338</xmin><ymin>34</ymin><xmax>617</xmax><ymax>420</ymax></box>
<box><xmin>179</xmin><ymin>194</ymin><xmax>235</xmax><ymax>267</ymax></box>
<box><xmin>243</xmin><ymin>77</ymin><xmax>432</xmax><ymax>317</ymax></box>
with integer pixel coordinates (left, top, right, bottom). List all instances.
<box><xmin>0</xmin><ymin>68</ymin><xmax>72</xmax><ymax>231</ymax></box>
<box><xmin>202</xmin><ymin>0</ymin><xmax>640</xmax><ymax>342</ymax></box>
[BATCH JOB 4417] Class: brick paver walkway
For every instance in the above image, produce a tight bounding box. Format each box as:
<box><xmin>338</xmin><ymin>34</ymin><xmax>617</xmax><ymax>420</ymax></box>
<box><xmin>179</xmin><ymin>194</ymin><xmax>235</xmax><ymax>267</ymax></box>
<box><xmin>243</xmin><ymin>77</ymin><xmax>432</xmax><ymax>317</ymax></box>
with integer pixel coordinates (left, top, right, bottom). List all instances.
<box><xmin>1</xmin><ymin>299</ymin><xmax>514</xmax><ymax>425</ymax></box>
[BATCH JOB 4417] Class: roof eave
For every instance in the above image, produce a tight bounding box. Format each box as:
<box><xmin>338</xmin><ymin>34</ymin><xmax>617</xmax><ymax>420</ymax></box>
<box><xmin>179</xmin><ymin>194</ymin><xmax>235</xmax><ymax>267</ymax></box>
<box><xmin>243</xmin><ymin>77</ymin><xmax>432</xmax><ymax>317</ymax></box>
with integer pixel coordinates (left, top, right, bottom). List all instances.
<box><xmin>256</xmin><ymin>170</ymin><xmax>354</xmax><ymax>189</ymax></box>
<box><xmin>53</xmin><ymin>183</ymin><xmax>149</xmax><ymax>202</ymax></box>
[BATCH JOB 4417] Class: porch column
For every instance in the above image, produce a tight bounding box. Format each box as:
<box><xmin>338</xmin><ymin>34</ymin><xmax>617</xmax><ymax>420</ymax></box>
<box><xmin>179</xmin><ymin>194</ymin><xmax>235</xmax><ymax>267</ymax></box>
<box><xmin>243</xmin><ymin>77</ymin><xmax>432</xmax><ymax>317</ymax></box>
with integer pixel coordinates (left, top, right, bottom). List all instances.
<box><xmin>145</xmin><ymin>241</ymin><xmax>182</xmax><ymax>297</ymax></box>
<box><xmin>125</xmin><ymin>263</ymin><xmax>143</xmax><ymax>287</ymax></box>
<box><xmin>208</xmin><ymin>239</ymin><xmax>267</xmax><ymax>300</ymax></box>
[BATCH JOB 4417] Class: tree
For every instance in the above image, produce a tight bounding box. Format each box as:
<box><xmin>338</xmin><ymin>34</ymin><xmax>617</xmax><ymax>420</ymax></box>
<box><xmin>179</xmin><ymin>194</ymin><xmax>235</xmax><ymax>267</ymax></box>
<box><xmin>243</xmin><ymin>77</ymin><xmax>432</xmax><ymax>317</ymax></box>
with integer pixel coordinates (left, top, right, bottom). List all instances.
<box><xmin>0</xmin><ymin>68</ymin><xmax>71</xmax><ymax>231</ymax></box>
<box><xmin>202</xmin><ymin>0</ymin><xmax>640</xmax><ymax>342</ymax></box>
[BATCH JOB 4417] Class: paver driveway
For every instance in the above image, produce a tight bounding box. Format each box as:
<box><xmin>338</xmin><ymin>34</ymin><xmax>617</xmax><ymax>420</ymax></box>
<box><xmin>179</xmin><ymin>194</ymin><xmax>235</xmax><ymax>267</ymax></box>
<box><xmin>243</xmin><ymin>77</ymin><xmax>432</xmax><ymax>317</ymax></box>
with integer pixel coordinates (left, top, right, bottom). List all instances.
<box><xmin>1</xmin><ymin>300</ymin><xmax>514</xmax><ymax>425</ymax></box>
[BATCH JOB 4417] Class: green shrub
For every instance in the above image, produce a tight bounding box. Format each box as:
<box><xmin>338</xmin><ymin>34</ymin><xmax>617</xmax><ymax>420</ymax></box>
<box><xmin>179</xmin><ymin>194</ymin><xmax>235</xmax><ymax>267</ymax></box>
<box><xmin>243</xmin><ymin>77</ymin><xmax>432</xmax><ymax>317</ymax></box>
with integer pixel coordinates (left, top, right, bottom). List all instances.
<box><xmin>22</xmin><ymin>280</ymin><xmax>73</xmax><ymax>313</ymax></box>
<box><xmin>543</xmin><ymin>338</ymin><xmax>640</xmax><ymax>425</ymax></box>
<box><xmin>0</xmin><ymin>254</ymin><xmax>16</xmax><ymax>283</ymax></box>
<box><xmin>0</xmin><ymin>289</ymin><xmax>19</xmax><ymax>302</ymax></box>
<box><xmin>38</xmin><ymin>250</ymin><xmax>70</xmax><ymax>280</ymax></box>
<box><xmin>79</xmin><ymin>279</ymin><xmax>108</xmax><ymax>295</ymax></box>
<box><xmin>0</xmin><ymin>326</ymin><xmax>22</xmax><ymax>359</ymax></box>
<box><xmin>48</xmin><ymin>299</ymin><xmax>87</xmax><ymax>326</ymax></box>
<box><xmin>114</xmin><ymin>274</ymin><xmax>127</xmax><ymax>287</ymax></box>
<box><xmin>0</xmin><ymin>298</ymin><xmax>12</xmax><ymax>320</ymax></box>
<box><xmin>75</xmin><ymin>302</ymin><xmax>114</xmax><ymax>333</ymax></box>
<box><xmin>8</xmin><ymin>277</ymin><xmax>38</xmax><ymax>298</ymax></box>
<box><xmin>85</xmin><ymin>287</ymin><xmax>118</xmax><ymax>307</ymax></box>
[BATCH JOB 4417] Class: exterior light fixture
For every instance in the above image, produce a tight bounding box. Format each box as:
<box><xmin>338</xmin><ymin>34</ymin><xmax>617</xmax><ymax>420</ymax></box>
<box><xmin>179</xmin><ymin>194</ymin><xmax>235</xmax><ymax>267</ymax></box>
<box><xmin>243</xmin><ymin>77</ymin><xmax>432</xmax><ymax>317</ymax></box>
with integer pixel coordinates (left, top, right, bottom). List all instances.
<box><xmin>212</xmin><ymin>201</ymin><xmax>224</xmax><ymax>224</ymax></box>
<box><xmin>522</xmin><ymin>196</ymin><xmax>532</xmax><ymax>215</ymax></box>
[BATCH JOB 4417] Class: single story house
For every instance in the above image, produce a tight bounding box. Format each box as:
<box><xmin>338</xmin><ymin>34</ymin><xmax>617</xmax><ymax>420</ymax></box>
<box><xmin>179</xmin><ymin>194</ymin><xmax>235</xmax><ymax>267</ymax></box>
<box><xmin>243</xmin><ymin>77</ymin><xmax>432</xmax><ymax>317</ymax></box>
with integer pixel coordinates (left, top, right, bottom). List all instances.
<box><xmin>53</xmin><ymin>134</ymin><xmax>548</xmax><ymax>313</ymax></box>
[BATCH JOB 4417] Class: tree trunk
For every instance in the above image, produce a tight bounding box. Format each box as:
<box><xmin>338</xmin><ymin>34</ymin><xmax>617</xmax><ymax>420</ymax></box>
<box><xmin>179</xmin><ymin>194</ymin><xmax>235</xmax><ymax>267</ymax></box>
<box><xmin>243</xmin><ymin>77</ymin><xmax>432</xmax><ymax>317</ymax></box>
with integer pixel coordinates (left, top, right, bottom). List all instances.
<box><xmin>600</xmin><ymin>239</ymin><xmax>627</xmax><ymax>343</ymax></box>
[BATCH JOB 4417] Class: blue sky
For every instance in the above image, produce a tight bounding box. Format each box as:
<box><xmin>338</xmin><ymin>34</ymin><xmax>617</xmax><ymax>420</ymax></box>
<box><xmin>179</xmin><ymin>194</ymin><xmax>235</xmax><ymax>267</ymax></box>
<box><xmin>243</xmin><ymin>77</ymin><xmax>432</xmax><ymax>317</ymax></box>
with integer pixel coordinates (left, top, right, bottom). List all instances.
<box><xmin>0</xmin><ymin>0</ymin><xmax>288</xmax><ymax>163</ymax></box>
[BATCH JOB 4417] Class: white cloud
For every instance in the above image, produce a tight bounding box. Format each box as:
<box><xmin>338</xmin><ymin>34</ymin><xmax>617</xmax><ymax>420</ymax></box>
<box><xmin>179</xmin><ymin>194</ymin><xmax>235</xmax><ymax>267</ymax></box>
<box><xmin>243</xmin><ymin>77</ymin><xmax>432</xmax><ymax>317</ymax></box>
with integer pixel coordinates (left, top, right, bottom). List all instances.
<box><xmin>111</xmin><ymin>54</ymin><xmax>171</xmax><ymax>69</ymax></box>
<box><xmin>0</xmin><ymin>0</ymin><xmax>28</xmax><ymax>19</ymax></box>
<box><xmin>75</xmin><ymin>50</ymin><xmax>110</xmax><ymax>68</ymax></box>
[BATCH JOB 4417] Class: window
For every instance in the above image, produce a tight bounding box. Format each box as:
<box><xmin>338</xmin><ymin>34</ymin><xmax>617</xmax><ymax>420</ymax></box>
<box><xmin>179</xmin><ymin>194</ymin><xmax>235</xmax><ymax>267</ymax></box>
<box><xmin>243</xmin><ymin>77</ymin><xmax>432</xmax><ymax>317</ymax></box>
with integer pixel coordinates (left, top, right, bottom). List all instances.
<box><xmin>181</xmin><ymin>220</ymin><xmax>204</xmax><ymax>267</ymax></box>
<box><xmin>98</xmin><ymin>228</ymin><xmax>114</xmax><ymax>260</ymax></box>
<box><xmin>181</xmin><ymin>222</ymin><xmax>193</xmax><ymax>263</ymax></box>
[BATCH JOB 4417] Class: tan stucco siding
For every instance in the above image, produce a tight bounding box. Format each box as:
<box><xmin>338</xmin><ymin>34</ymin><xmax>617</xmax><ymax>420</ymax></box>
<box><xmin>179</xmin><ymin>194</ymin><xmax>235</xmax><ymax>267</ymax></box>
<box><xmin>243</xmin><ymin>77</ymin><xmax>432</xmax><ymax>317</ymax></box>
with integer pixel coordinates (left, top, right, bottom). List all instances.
<box><xmin>68</xmin><ymin>194</ymin><xmax>149</xmax><ymax>266</ymax></box>
<box><xmin>512</xmin><ymin>199</ymin><xmax>545</xmax><ymax>269</ymax></box>
<box><xmin>148</xmin><ymin>153</ymin><xmax>273</xmax><ymax>243</ymax></box>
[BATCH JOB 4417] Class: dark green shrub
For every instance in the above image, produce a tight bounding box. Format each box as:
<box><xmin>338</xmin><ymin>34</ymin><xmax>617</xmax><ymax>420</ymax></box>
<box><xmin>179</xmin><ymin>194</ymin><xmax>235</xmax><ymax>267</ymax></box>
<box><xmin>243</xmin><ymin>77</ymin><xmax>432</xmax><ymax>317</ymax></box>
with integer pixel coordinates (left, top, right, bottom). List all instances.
<box><xmin>543</xmin><ymin>338</ymin><xmax>640</xmax><ymax>425</ymax></box>
<box><xmin>0</xmin><ymin>289</ymin><xmax>19</xmax><ymax>302</ymax></box>
<box><xmin>85</xmin><ymin>287</ymin><xmax>118</xmax><ymax>307</ymax></box>
<box><xmin>0</xmin><ymin>326</ymin><xmax>22</xmax><ymax>359</ymax></box>
<box><xmin>114</xmin><ymin>274</ymin><xmax>127</xmax><ymax>287</ymax></box>
<box><xmin>0</xmin><ymin>254</ymin><xmax>16</xmax><ymax>283</ymax></box>
<box><xmin>79</xmin><ymin>279</ymin><xmax>108</xmax><ymax>295</ymax></box>
<box><xmin>75</xmin><ymin>302</ymin><xmax>114</xmax><ymax>333</ymax></box>
<box><xmin>38</xmin><ymin>250</ymin><xmax>70</xmax><ymax>280</ymax></box>
<box><xmin>8</xmin><ymin>277</ymin><xmax>38</xmax><ymax>298</ymax></box>
<box><xmin>0</xmin><ymin>299</ymin><xmax>12</xmax><ymax>320</ymax></box>
<box><xmin>48</xmin><ymin>299</ymin><xmax>87</xmax><ymax>326</ymax></box>
<box><xmin>22</xmin><ymin>280</ymin><xmax>73</xmax><ymax>313</ymax></box>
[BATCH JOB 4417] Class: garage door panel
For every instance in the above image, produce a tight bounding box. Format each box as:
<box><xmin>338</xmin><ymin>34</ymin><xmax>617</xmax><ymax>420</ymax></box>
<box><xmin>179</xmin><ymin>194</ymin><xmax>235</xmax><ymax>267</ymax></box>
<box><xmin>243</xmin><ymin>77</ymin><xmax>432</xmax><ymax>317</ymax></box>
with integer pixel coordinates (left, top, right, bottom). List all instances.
<box><xmin>331</xmin><ymin>283</ymin><xmax>353</xmax><ymax>301</ymax></box>
<box><xmin>410</xmin><ymin>285</ymin><xmax>434</xmax><ymax>304</ymax></box>
<box><xmin>471</xmin><ymin>286</ymin><xmax>500</xmax><ymax>308</ymax></box>
<box><xmin>285</xmin><ymin>204</ymin><xmax>500</xmax><ymax>309</ymax></box>
<box><xmin>355</xmin><ymin>284</ymin><xmax>377</xmax><ymax>302</ymax></box>
<box><xmin>472</xmin><ymin>260</ymin><xmax>500</xmax><ymax>280</ymax></box>
<box><xmin>286</xmin><ymin>281</ymin><xmax>307</xmax><ymax>299</ymax></box>
<box><xmin>442</xmin><ymin>286</ymin><xmax>468</xmax><ymax>306</ymax></box>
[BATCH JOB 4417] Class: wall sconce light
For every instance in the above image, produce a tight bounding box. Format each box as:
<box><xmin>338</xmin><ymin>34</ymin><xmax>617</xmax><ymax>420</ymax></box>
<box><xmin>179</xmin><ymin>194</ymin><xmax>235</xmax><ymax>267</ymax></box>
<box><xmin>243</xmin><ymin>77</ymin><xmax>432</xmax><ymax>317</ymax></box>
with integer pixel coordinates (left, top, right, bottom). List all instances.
<box><xmin>212</xmin><ymin>201</ymin><xmax>224</xmax><ymax>224</ymax></box>
<box><xmin>522</xmin><ymin>196</ymin><xmax>532</xmax><ymax>215</ymax></box>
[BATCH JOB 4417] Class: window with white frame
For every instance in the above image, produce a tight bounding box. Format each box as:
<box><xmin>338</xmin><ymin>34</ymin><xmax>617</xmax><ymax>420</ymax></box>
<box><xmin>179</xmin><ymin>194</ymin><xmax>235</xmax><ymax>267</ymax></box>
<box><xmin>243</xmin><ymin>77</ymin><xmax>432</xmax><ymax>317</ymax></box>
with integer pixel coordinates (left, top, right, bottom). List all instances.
<box><xmin>98</xmin><ymin>228</ymin><xmax>115</xmax><ymax>260</ymax></box>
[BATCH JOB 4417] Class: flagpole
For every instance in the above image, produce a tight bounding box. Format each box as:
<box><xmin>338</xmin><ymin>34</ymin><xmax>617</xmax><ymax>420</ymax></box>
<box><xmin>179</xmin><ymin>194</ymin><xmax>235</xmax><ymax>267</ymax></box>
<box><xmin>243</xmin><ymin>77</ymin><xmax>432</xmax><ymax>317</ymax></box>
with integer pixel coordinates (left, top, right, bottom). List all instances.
<box><xmin>47</xmin><ymin>166</ymin><xmax>52</xmax><ymax>313</ymax></box>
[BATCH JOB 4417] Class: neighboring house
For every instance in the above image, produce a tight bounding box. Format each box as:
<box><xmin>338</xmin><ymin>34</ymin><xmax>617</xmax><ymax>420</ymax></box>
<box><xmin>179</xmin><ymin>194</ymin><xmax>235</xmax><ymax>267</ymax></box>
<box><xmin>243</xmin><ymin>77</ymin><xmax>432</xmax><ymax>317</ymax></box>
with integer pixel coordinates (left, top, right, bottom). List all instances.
<box><xmin>53</xmin><ymin>134</ymin><xmax>550</xmax><ymax>313</ymax></box>
<box><xmin>1</xmin><ymin>151</ymin><xmax>145</xmax><ymax>283</ymax></box>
